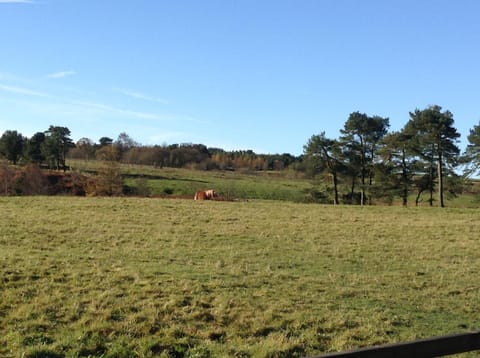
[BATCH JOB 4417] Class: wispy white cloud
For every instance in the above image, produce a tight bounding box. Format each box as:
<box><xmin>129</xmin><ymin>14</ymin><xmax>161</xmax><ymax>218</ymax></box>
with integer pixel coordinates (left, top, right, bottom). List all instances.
<box><xmin>69</xmin><ymin>99</ymin><xmax>208</xmax><ymax>124</ymax></box>
<box><xmin>71</xmin><ymin>100</ymin><xmax>168</xmax><ymax>120</ymax></box>
<box><xmin>0</xmin><ymin>83</ymin><xmax>49</xmax><ymax>97</ymax></box>
<box><xmin>0</xmin><ymin>76</ymin><xmax>206</xmax><ymax>131</ymax></box>
<box><xmin>114</xmin><ymin>88</ymin><xmax>169</xmax><ymax>104</ymax></box>
<box><xmin>0</xmin><ymin>0</ymin><xmax>35</xmax><ymax>3</ymax></box>
<box><xmin>47</xmin><ymin>70</ymin><xmax>76</xmax><ymax>79</ymax></box>
<box><xmin>0</xmin><ymin>84</ymin><xmax>187</xmax><ymax>123</ymax></box>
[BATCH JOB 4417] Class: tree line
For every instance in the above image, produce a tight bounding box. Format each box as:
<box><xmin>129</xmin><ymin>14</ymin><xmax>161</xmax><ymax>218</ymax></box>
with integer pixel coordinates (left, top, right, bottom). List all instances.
<box><xmin>1</xmin><ymin>104</ymin><xmax>480</xmax><ymax>205</ymax></box>
<box><xmin>0</xmin><ymin>126</ymin><xmax>300</xmax><ymax>197</ymax></box>
<box><xmin>0</xmin><ymin>125</ymin><xmax>74</xmax><ymax>170</ymax></box>
<box><xmin>303</xmin><ymin>105</ymin><xmax>480</xmax><ymax>207</ymax></box>
<box><xmin>0</xmin><ymin>128</ymin><xmax>299</xmax><ymax>172</ymax></box>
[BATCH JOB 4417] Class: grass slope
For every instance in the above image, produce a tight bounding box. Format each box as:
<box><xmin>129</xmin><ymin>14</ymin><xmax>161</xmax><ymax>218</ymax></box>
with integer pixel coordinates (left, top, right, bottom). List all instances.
<box><xmin>69</xmin><ymin>160</ymin><xmax>480</xmax><ymax>206</ymax></box>
<box><xmin>69</xmin><ymin>160</ymin><xmax>315</xmax><ymax>202</ymax></box>
<box><xmin>1</xmin><ymin>197</ymin><xmax>480</xmax><ymax>357</ymax></box>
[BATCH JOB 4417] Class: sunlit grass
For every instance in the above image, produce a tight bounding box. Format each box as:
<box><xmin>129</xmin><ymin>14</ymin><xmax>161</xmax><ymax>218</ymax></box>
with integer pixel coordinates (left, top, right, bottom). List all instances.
<box><xmin>1</xmin><ymin>197</ymin><xmax>480</xmax><ymax>357</ymax></box>
<box><xmin>69</xmin><ymin>159</ymin><xmax>315</xmax><ymax>201</ymax></box>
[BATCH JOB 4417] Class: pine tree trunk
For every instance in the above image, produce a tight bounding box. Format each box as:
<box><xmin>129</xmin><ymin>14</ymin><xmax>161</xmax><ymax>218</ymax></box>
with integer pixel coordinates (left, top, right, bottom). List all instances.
<box><xmin>332</xmin><ymin>173</ymin><xmax>339</xmax><ymax>205</ymax></box>
<box><xmin>429</xmin><ymin>162</ymin><xmax>434</xmax><ymax>206</ymax></box>
<box><xmin>401</xmin><ymin>149</ymin><xmax>408</xmax><ymax>206</ymax></box>
<box><xmin>437</xmin><ymin>151</ymin><xmax>444</xmax><ymax>207</ymax></box>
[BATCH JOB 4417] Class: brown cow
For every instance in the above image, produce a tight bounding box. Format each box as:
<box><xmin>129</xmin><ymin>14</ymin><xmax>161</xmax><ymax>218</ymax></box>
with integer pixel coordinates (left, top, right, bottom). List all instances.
<box><xmin>194</xmin><ymin>190</ymin><xmax>207</xmax><ymax>200</ymax></box>
<box><xmin>194</xmin><ymin>189</ymin><xmax>218</xmax><ymax>200</ymax></box>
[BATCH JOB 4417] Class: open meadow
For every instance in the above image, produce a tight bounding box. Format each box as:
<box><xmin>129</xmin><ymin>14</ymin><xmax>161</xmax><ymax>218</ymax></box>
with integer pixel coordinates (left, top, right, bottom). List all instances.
<box><xmin>69</xmin><ymin>160</ymin><xmax>312</xmax><ymax>202</ymax></box>
<box><xmin>1</xmin><ymin>196</ymin><xmax>480</xmax><ymax>357</ymax></box>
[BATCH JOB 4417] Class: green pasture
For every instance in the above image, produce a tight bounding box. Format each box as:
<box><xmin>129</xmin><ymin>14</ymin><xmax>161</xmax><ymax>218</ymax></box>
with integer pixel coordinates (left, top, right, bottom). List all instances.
<box><xmin>68</xmin><ymin>160</ymin><xmax>480</xmax><ymax>206</ymax></box>
<box><xmin>69</xmin><ymin>160</ymin><xmax>312</xmax><ymax>202</ymax></box>
<box><xmin>131</xmin><ymin>168</ymin><xmax>310</xmax><ymax>202</ymax></box>
<box><xmin>1</xmin><ymin>197</ymin><xmax>480</xmax><ymax>357</ymax></box>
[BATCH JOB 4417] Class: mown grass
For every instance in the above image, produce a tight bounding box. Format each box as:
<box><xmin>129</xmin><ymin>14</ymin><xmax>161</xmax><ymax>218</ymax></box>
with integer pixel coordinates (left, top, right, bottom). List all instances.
<box><xmin>1</xmin><ymin>197</ymin><xmax>480</xmax><ymax>357</ymax></box>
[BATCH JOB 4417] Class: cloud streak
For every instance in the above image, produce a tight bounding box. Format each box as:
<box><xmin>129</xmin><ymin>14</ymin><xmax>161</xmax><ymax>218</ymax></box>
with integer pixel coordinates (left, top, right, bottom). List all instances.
<box><xmin>0</xmin><ymin>84</ymin><xmax>49</xmax><ymax>97</ymax></box>
<box><xmin>70</xmin><ymin>100</ymin><xmax>169</xmax><ymax>121</ymax></box>
<box><xmin>0</xmin><ymin>0</ymin><xmax>35</xmax><ymax>3</ymax></box>
<box><xmin>0</xmin><ymin>77</ymin><xmax>207</xmax><ymax>131</ymax></box>
<box><xmin>114</xmin><ymin>88</ymin><xmax>169</xmax><ymax>104</ymax></box>
<box><xmin>0</xmin><ymin>84</ymin><xmax>180</xmax><ymax>122</ymax></box>
<box><xmin>47</xmin><ymin>70</ymin><xmax>76</xmax><ymax>79</ymax></box>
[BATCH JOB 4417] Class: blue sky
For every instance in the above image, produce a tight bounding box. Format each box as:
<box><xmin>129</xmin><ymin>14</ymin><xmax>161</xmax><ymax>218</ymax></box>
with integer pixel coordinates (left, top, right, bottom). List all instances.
<box><xmin>1</xmin><ymin>0</ymin><xmax>479</xmax><ymax>155</ymax></box>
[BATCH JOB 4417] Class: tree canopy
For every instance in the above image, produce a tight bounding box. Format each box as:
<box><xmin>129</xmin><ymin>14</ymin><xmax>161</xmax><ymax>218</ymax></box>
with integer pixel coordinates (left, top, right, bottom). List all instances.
<box><xmin>405</xmin><ymin>105</ymin><xmax>460</xmax><ymax>207</ymax></box>
<box><xmin>464</xmin><ymin>122</ymin><xmax>480</xmax><ymax>176</ymax></box>
<box><xmin>303</xmin><ymin>106</ymin><xmax>464</xmax><ymax>207</ymax></box>
<box><xmin>0</xmin><ymin>130</ymin><xmax>25</xmax><ymax>165</ymax></box>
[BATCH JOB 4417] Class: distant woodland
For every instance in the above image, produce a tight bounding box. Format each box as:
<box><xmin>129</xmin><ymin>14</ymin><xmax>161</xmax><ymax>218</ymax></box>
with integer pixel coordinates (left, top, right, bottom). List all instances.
<box><xmin>1</xmin><ymin>105</ymin><xmax>480</xmax><ymax>206</ymax></box>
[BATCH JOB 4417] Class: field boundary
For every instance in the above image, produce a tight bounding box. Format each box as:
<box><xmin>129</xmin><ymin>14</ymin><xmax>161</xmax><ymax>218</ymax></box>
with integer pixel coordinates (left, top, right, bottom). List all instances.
<box><xmin>311</xmin><ymin>330</ymin><xmax>480</xmax><ymax>357</ymax></box>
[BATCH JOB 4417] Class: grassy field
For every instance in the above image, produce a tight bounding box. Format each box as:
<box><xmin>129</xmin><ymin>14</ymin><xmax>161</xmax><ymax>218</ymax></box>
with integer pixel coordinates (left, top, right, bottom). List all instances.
<box><xmin>69</xmin><ymin>160</ymin><xmax>312</xmax><ymax>202</ymax></box>
<box><xmin>68</xmin><ymin>159</ymin><xmax>480</xmax><ymax>206</ymax></box>
<box><xmin>138</xmin><ymin>168</ymin><xmax>311</xmax><ymax>202</ymax></box>
<box><xmin>1</xmin><ymin>197</ymin><xmax>480</xmax><ymax>357</ymax></box>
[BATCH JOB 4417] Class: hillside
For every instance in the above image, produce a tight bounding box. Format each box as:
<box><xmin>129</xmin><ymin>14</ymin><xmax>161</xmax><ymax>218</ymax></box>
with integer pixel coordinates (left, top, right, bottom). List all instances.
<box><xmin>1</xmin><ymin>158</ymin><xmax>478</xmax><ymax>206</ymax></box>
<box><xmin>68</xmin><ymin>159</ymin><xmax>314</xmax><ymax>202</ymax></box>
